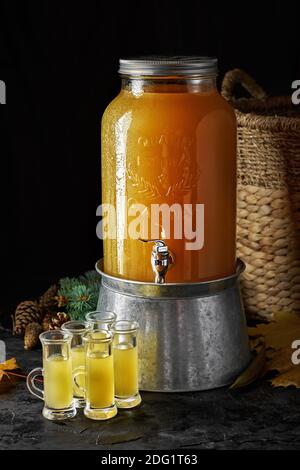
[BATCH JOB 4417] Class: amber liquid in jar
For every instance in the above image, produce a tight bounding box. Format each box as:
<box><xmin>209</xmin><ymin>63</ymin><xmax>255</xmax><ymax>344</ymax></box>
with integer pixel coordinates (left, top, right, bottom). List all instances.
<box><xmin>101</xmin><ymin>59</ymin><xmax>236</xmax><ymax>282</ymax></box>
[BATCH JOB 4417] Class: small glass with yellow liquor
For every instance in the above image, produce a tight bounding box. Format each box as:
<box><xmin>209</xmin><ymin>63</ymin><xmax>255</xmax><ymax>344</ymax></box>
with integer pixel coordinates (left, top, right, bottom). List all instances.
<box><xmin>62</xmin><ymin>321</ymin><xmax>91</xmax><ymax>408</ymax></box>
<box><xmin>73</xmin><ymin>330</ymin><xmax>117</xmax><ymax>420</ymax></box>
<box><xmin>85</xmin><ymin>310</ymin><xmax>116</xmax><ymax>331</ymax></box>
<box><xmin>26</xmin><ymin>330</ymin><xmax>76</xmax><ymax>421</ymax></box>
<box><xmin>111</xmin><ymin>320</ymin><xmax>141</xmax><ymax>409</ymax></box>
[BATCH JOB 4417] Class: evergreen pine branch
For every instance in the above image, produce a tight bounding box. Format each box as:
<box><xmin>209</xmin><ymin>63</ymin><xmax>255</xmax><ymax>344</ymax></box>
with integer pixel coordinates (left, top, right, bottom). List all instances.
<box><xmin>65</xmin><ymin>285</ymin><xmax>98</xmax><ymax>321</ymax></box>
<box><xmin>57</xmin><ymin>271</ymin><xmax>100</xmax><ymax>321</ymax></box>
<box><xmin>58</xmin><ymin>277</ymin><xmax>78</xmax><ymax>297</ymax></box>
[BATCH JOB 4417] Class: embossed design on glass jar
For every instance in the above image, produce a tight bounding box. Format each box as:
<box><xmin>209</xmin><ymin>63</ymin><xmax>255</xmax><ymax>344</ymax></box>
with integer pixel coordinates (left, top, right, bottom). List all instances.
<box><xmin>127</xmin><ymin>132</ymin><xmax>197</xmax><ymax>200</ymax></box>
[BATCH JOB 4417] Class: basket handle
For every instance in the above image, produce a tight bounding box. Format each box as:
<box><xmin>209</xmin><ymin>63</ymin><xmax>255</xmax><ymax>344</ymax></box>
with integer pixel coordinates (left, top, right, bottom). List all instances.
<box><xmin>221</xmin><ymin>68</ymin><xmax>267</xmax><ymax>101</ymax></box>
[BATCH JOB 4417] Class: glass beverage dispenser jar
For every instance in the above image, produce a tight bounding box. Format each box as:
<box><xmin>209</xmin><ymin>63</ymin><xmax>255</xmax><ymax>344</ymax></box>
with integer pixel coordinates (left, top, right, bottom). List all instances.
<box><xmin>101</xmin><ymin>57</ymin><xmax>236</xmax><ymax>283</ymax></box>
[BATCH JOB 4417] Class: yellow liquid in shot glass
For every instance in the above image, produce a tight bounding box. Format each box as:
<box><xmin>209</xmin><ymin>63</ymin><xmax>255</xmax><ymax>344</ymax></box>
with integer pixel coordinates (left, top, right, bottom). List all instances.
<box><xmin>113</xmin><ymin>343</ymin><xmax>138</xmax><ymax>398</ymax></box>
<box><xmin>90</xmin><ymin>331</ymin><xmax>108</xmax><ymax>353</ymax></box>
<box><xmin>71</xmin><ymin>345</ymin><xmax>85</xmax><ymax>398</ymax></box>
<box><xmin>44</xmin><ymin>354</ymin><xmax>73</xmax><ymax>409</ymax></box>
<box><xmin>86</xmin><ymin>351</ymin><xmax>114</xmax><ymax>408</ymax></box>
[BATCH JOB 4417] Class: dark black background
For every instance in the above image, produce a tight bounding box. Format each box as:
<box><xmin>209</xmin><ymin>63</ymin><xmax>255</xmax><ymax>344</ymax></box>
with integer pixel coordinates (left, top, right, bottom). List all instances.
<box><xmin>0</xmin><ymin>1</ymin><xmax>300</xmax><ymax>321</ymax></box>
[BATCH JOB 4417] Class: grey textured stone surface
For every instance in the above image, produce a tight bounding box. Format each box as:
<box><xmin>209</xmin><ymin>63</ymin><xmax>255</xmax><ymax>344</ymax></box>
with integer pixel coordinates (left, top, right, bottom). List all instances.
<box><xmin>1</xmin><ymin>332</ymin><xmax>300</xmax><ymax>450</ymax></box>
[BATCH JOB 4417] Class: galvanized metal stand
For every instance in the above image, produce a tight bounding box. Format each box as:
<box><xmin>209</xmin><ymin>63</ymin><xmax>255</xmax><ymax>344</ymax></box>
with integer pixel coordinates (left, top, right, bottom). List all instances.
<box><xmin>96</xmin><ymin>259</ymin><xmax>251</xmax><ymax>392</ymax></box>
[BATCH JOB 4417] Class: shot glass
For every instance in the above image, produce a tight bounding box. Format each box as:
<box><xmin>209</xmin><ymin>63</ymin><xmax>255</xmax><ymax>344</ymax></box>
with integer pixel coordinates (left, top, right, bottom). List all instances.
<box><xmin>27</xmin><ymin>330</ymin><xmax>76</xmax><ymax>421</ymax></box>
<box><xmin>111</xmin><ymin>320</ymin><xmax>141</xmax><ymax>409</ymax></box>
<box><xmin>85</xmin><ymin>310</ymin><xmax>116</xmax><ymax>331</ymax></box>
<box><xmin>74</xmin><ymin>330</ymin><xmax>118</xmax><ymax>420</ymax></box>
<box><xmin>62</xmin><ymin>321</ymin><xmax>91</xmax><ymax>408</ymax></box>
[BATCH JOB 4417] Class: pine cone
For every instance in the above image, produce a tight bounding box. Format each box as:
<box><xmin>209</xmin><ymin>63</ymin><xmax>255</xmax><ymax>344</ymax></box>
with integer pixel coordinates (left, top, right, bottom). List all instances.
<box><xmin>24</xmin><ymin>322</ymin><xmax>43</xmax><ymax>350</ymax></box>
<box><xmin>14</xmin><ymin>301</ymin><xmax>42</xmax><ymax>335</ymax></box>
<box><xmin>42</xmin><ymin>312</ymin><xmax>53</xmax><ymax>331</ymax></box>
<box><xmin>56</xmin><ymin>294</ymin><xmax>68</xmax><ymax>309</ymax></box>
<box><xmin>49</xmin><ymin>312</ymin><xmax>70</xmax><ymax>330</ymax></box>
<box><xmin>39</xmin><ymin>284</ymin><xmax>58</xmax><ymax>313</ymax></box>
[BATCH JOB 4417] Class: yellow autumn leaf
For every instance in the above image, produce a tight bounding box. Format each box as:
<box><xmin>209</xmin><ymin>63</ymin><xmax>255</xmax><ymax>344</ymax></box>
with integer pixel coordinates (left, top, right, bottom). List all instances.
<box><xmin>248</xmin><ymin>311</ymin><xmax>300</xmax><ymax>351</ymax></box>
<box><xmin>271</xmin><ymin>369</ymin><xmax>300</xmax><ymax>388</ymax></box>
<box><xmin>248</xmin><ymin>312</ymin><xmax>300</xmax><ymax>388</ymax></box>
<box><xmin>0</xmin><ymin>357</ymin><xmax>20</xmax><ymax>382</ymax></box>
<box><xmin>268</xmin><ymin>347</ymin><xmax>300</xmax><ymax>388</ymax></box>
<box><xmin>0</xmin><ymin>357</ymin><xmax>19</xmax><ymax>371</ymax></box>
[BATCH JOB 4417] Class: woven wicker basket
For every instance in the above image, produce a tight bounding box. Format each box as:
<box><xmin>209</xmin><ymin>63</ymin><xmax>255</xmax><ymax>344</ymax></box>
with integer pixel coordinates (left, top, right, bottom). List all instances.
<box><xmin>222</xmin><ymin>69</ymin><xmax>300</xmax><ymax>320</ymax></box>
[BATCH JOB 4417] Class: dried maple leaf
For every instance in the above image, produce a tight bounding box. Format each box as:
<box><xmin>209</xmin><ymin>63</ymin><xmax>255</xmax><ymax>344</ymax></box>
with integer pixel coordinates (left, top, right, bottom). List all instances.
<box><xmin>0</xmin><ymin>357</ymin><xmax>19</xmax><ymax>381</ymax></box>
<box><xmin>248</xmin><ymin>312</ymin><xmax>300</xmax><ymax>388</ymax></box>
<box><xmin>248</xmin><ymin>311</ymin><xmax>300</xmax><ymax>352</ymax></box>
<box><xmin>267</xmin><ymin>347</ymin><xmax>300</xmax><ymax>388</ymax></box>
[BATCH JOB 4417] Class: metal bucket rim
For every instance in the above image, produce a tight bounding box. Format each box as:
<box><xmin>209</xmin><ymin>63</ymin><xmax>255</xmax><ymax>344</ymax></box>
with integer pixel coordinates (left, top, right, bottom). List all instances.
<box><xmin>96</xmin><ymin>259</ymin><xmax>245</xmax><ymax>298</ymax></box>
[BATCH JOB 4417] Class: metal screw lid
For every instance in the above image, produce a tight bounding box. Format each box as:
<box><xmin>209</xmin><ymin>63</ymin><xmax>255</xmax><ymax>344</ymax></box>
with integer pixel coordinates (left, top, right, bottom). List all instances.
<box><xmin>118</xmin><ymin>56</ymin><xmax>218</xmax><ymax>77</ymax></box>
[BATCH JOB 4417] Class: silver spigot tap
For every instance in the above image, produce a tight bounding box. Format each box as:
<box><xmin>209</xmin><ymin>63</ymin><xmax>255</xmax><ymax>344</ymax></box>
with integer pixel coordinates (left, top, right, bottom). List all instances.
<box><xmin>139</xmin><ymin>239</ymin><xmax>175</xmax><ymax>284</ymax></box>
